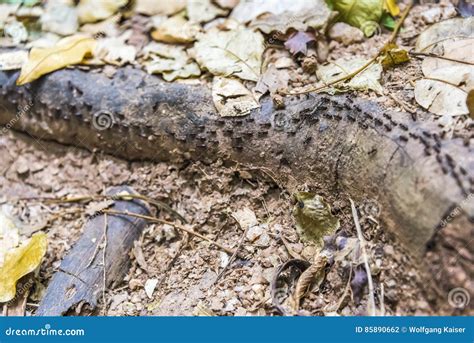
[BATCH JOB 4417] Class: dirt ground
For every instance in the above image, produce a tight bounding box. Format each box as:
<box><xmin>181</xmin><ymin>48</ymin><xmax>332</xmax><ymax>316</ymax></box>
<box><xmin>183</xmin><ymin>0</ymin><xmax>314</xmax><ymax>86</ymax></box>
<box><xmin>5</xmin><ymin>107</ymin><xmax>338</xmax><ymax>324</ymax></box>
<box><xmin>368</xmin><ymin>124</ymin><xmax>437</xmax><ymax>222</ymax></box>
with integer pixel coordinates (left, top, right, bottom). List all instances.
<box><xmin>0</xmin><ymin>130</ymin><xmax>451</xmax><ymax>316</ymax></box>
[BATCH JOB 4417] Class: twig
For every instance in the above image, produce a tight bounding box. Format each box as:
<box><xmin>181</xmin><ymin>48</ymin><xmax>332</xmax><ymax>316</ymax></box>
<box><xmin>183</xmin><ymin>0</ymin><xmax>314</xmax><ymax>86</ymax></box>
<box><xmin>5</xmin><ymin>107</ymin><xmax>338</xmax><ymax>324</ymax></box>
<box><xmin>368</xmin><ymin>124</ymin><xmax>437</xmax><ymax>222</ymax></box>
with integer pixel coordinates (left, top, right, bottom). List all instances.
<box><xmin>215</xmin><ymin>214</ymin><xmax>249</xmax><ymax>283</ymax></box>
<box><xmin>409</xmin><ymin>51</ymin><xmax>474</xmax><ymax>66</ymax></box>
<box><xmin>101</xmin><ymin>209</ymin><xmax>236</xmax><ymax>255</ymax></box>
<box><xmin>102</xmin><ymin>214</ymin><xmax>108</xmax><ymax>316</ymax></box>
<box><xmin>19</xmin><ymin>193</ymin><xmax>187</xmax><ymax>223</ymax></box>
<box><xmin>350</xmin><ymin>198</ymin><xmax>376</xmax><ymax>316</ymax></box>
<box><xmin>283</xmin><ymin>3</ymin><xmax>413</xmax><ymax>95</ymax></box>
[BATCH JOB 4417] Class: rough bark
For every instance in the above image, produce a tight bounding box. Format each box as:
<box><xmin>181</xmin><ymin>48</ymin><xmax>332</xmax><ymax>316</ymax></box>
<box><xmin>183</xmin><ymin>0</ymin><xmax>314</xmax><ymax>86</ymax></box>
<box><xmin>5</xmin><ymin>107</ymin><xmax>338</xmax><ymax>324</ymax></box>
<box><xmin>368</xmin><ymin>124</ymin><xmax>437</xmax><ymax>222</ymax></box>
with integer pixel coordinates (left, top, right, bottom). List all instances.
<box><xmin>36</xmin><ymin>186</ymin><xmax>150</xmax><ymax>316</ymax></box>
<box><xmin>0</xmin><ymin>67</ymin><xmax>472</xmax><ymax>303</ymax></box>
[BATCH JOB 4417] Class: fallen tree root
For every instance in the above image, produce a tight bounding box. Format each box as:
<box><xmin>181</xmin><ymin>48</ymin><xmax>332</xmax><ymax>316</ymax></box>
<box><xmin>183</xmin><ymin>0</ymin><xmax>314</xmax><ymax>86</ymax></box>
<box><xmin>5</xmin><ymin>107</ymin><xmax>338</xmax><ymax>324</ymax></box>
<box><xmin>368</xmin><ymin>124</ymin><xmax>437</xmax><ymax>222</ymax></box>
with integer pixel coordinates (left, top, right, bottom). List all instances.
<box><xmin>0</xmin><ymin>67</ymin><xmax>472</xmax><ymax>307</ymax></box>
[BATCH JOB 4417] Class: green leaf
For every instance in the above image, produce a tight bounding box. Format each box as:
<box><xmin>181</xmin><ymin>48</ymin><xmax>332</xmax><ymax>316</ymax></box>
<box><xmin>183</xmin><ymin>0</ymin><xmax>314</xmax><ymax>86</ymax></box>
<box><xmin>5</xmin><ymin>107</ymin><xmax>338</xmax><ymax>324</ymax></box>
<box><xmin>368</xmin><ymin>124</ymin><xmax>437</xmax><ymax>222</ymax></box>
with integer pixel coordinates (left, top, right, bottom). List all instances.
<box><xmin>329</xmin><ymin>0</ymin><xmax>384</xmax><ymax>37</ymax></box>
<box><xmin>381</xmin><ymin>13</ymin><xmax>396</xmax><ymax>30</ymax></box>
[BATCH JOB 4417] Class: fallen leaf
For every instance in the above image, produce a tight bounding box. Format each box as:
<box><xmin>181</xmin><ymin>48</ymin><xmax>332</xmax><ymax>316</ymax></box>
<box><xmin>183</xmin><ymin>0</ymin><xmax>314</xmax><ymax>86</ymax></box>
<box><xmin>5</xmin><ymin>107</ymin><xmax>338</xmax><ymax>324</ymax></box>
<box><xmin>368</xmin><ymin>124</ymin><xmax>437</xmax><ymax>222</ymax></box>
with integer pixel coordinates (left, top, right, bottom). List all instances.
<box><xmin>143</xmin><ymin>42</ymin><xmax>201</xmax><ymax>81</ymax></box>
<box><xmin>414</xmin><ymin>18</ymin><xmax>473</xmax><ymax>116</ymax></box>
<box><xmin>0</xmin><ymin>232</ymin><xmax>47</xmax><ymax>303</ymax></box>
<box><xmin>94</xmin><ymin>31</ymin><xmax>137</xmax><ymax>66</ymax></box>
<box><xmin>414</xmin><ymin>80</ymin><xmax>469</xmax><ymax>117</ymax></box>
<box><xmin>151</xmin><ymin>14</ymin><xmax>200</xmax><ymax>43</ymax></box>
<box><xmin>379</xmin><ymin>43</ymin><xmax>409</xmax><ymax>69</ymax></box>
<box><xmin>3</xmin><ymin>20</ymin><xmax>28</xmax><ymax>45</ymax></box>
<box><xmin>232</xmin><ymin>207</ymin><xmax>258</xmax><ymax>228</ymax></box>
<box><xmin>467</xmin><ymin>89</ymin><xmax>474</xmax><ymax>119</ymax></box>
<box><xmin>383</xmin><ymin>0</ymin><xmax>399</xmax><ymax>17</ymax></box>
<box><xmin>0</xmin><ymin>50</ymin><xmax>28</xmax><ymax>71</ymax></box>
<box><xmin>328</xmin><ymin>0</ymin><xmax>384</xmax><ymax>37</ymax></box>
<box><xmin>293</xmin><ymin>192</ymin><xmax>340</xmax><ymax>245</ymax></box>
<box><xmin>317</xmin><ymin>58</ymin><xmax>383</xmax><ymax>93</ymax></box>
<box><xmin>284</xmin><ymin>31</ymin><xmax>316</xmax><ymax>55</ymax></box>
<box><xmin>231</xmin><ymin>0</ymin><xmax>332</xmax><ymax>34</ymax></box>
<box><xmin>144</xmin><ymin>278</ymin><xmax>158</xmax><ymax>299</ymax></box>
<box><xmin>193</xmin><ymin>26</ymin><xmax>264</xmax><ymax>81</ymax></box>
<box><xmin>77</xmin><ymin>0</ymin><xmax>127</xmax><ymax>24</ymax></box>
<box><xmin>17</xmin><ymin>34</ymin><xmax>97</xmax><ymax>85</ymax></box>
<box><xmin>457</xmin><ymin>0</ymin><xmax>474</xmax><ymax>18</ymax></box>
<box><xmin>40</xmin><ymin>0</ymin><xmax>78</xmax><ymax>36</ymax></box>
<box><xmin>80</xmin><ymin>16</ymin><xmax>121</xmax><ymax>38</ymax></box>
<box><xmin>215</xmin><ymin>0</ymin><xmax>239</xmax><ymax>9</ymax></box>
<box><xmin>135</xmin><ymin>0</ymin><xmax>186</xmax><ymax>16</ymax></box>
<box><xmin>187</xmin><ymin>0</ymin><xmax>227</xmax><ymax>23</ymax></box>
<box><xmin>254</xmin><ymin>64</ymin><xmax>290</xmax><ymax>96</ymax></box>
<box><xmin>415</xmin><ymin>17</ymin><xmax>474</xmax><ymax>52</ymax></box>
<box><xmin>212</xmin><ymin>77</ymin><xmax>260</xmax><ymax>117</ymax></box>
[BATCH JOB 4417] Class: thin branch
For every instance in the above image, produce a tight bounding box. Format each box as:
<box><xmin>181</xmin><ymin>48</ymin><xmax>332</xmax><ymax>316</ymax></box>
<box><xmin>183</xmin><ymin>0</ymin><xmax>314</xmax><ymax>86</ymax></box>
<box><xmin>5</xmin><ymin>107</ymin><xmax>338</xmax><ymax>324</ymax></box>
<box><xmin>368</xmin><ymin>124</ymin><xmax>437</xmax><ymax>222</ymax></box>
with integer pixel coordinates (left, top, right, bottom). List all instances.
<box><xmin>350</xmin><ymin>198</ymin><xmax>376</xmax><ymax>316</ymax></box>
<box><xmin>409</xmin><ymin>51</ymin><xmax>474</xmax><ymax>66</ymax></box>
<box><xmin>100</xmin><ymin>209</ymin><xmax>236</xmax><ymax>255</ymax></box>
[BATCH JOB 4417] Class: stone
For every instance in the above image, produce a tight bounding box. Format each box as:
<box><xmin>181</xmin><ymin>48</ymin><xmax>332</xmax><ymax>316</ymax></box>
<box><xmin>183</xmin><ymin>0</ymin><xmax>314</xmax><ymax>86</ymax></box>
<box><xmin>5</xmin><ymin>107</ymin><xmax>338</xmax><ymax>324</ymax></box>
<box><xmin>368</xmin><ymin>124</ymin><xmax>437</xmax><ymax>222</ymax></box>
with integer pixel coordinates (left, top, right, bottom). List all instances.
<box><xmin>328</xmin><ymin>22</ymin><xmax>364</xmax><ymax>46</ymax></box>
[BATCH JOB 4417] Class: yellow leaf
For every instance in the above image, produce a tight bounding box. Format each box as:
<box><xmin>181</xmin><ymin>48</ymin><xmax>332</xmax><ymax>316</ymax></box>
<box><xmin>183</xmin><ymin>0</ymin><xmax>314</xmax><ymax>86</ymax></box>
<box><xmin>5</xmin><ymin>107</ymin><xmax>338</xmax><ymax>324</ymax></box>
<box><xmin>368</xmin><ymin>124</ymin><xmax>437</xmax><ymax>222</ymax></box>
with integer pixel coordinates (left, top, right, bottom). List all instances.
<box><xmin>384</xmin><ymin>0</ymin><xmax>400</xmax><ymax>16</ymax></box>
<box><xmin>380</xmin><ymin>43</ymin><xmax>409</xmax><ymax>69</ymax></box>
<box><xmin>0</xmin><ymin>233</ymin><xmax>47</xmax><ymax>303</ymax></box>
<box><xmin>16</xmin><ymin>35</ymin><xmax>97</xmax><ymax>86</ymax></box>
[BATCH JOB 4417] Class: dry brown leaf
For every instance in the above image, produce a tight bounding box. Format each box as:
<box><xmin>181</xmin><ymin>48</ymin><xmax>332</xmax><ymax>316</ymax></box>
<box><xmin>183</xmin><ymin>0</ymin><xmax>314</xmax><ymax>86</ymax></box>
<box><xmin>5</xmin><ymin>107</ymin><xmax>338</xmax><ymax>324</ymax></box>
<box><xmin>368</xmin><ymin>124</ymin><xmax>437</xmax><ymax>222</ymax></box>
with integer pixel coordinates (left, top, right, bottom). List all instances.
<box><xmin>193</xmin><ymin>26</ymin><xmax>264</xmax><ymax>81</ymax></box>
<box><xmin>151</xmin><ymin>15</ymin><xmax>200</xmax><ymax>43</ymax></box>
<box><xmin>17</xmin><ymin>34</ymin><xmax>97</xmax><ymax>85</ymax></box>
<box><xmin>212</xmin><ymin>77</ymin><xmax>260</xmax><ymax>117</ymax></box>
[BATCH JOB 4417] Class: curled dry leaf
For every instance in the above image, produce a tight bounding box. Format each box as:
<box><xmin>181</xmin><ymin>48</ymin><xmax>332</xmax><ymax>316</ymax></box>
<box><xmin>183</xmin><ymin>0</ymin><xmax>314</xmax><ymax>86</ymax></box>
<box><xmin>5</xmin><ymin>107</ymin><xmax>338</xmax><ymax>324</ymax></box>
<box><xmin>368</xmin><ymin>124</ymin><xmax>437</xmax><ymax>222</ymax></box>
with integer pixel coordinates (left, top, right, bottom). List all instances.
<box><xmin>186</xmin><ymin>0</ymin><xmax>227</xmax><ymax>23</ymax></box>
<box><xmin>212</xmin><ymin>77</ymin><xmax>260</xmax><ymax>117</ymax></box>
<box><xmin>292</xmin><ymin>253</ymin><xmax>328</xmax><ymax>311</ymax></box>
<box><xmin>193</xmin><ymin>26</ymin><xmax>264</xmax><ymax>81</ymax></box>
<box><xmin>414</xmin><ymin>17</ymin><xmax>474</xmax><ymax>116</ymax></box>
<box><xmin>94</xmin><ymin>31</ymin><xmax>137</xmax><ymax>66</ymax></box>
<box><xmin>17</xmin><ymin>34</ymin><xmax>97</xmax><ymax>85</ymax></box>
<box><xmin>231</xmin><ymin>0</ymin><xmax>332</xmax><ymax>34</ymax></box>
<box><xmin>151</xmin><ymin>15</ymin><xmax>200</xmax><ymax>43</ymax></box>
<box><xmin>143</xmin><ymin>42</ymin><xmax>200</xmax><ymax>81</ymax></box>
<box><xmin>293</xmin><ymin>192</ymin><xmax>340</xmax><ymax>245</ymax></box>
<box><xmin>77</xmin><ymin>0</ymin><xmax>127</xmax><ymax>24</ymax></box>
<box><xmin>316</xmin><ymin>58</ymin><xmax>383</xmax><ymax>94</ymax></box>
<box><xmin>0</xmin><ymin>50</ymin><xmax>28</xmax><ymax>71</ymax></box>
<box><xmin>0</xmin><ymin>232</ymin><xmax>47</xmax><ymax>303</ymax></box>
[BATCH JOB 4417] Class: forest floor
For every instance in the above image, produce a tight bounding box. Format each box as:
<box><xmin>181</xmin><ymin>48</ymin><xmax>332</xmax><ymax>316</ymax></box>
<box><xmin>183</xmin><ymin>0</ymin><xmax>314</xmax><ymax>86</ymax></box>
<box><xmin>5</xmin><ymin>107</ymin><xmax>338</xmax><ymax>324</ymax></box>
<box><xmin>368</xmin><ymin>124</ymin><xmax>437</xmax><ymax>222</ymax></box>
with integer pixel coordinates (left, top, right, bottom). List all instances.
<box><xmin>0</xmin><ymin>130</ymin><xmax>445</xmax><ymax>316</ymax></box>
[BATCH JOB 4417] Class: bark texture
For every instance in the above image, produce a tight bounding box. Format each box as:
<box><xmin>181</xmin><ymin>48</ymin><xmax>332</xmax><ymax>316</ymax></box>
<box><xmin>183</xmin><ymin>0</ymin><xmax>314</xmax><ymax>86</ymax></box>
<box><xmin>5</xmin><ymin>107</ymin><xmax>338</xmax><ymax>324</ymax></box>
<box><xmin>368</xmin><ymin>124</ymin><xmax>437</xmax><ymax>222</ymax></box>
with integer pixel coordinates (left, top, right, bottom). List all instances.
<box><xmin>0</xmin><ymin>67</ymin><xmax>472</xmax><ymax>303</ymax></box>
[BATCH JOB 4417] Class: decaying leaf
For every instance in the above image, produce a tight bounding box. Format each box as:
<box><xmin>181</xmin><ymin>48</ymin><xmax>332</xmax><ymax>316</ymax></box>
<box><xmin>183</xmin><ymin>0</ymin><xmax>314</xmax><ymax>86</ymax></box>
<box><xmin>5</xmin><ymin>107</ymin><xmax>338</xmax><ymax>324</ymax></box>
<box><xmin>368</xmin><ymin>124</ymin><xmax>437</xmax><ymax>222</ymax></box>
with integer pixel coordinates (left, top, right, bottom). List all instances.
<box><xmin>193</xmin><ymin>26</ymin><xmax>264</xmax><ymax>81</ymax></box>
<box><xmin>292</xmin><ymin>253</ymin><xmax>328</xmax><ymax>311</ymax></box>
<box><xmin>328</xmin><ymin>0</ymin><xmax>384</xmax><ymax>37</ymax></box>
<box><xmin>379</xmin><ymin>43</ymin><xmax>409</xmax><ymax>69</ymax></box>
<box><xmin>414</xmin><ymin>18</ymin><xmax>474</xmax><ymax>116</ymax></box>
<box><xmin>467</xmin><ymin>89</ymin><xmax>474</xmax><ymax>119</ymax></box>
<box><xmin>77</xmin><ymin>0</ymin><xmax>127</xmax><ymax>24</ymax></box>
<box><xmin>143</xmin><ymin>42</ymin><xmax>200</xmax><ymax>81</ymax></box>
<box><xmin>186</xmin><ymin>0</ymin><xmax>227</xmax><ymax>23</ymax></box>
<box><xmin>3</xmin><ymin>20</ymin><xmax>28</xmax><ymax>45</ymax></box>
<box><xmin>293</xmin><ymin>192</ymin><xmax>340</xmax><ymax>245</ymax></box>
<box><xmin>0</xmin><ymin>50</ymin><xmax>28</xmax><ymax>71</ymax></box>
<box><xmin>231</xmin><ymin>0</ymin><xmax>332</xmax><ymax>34</ymax></box>
<box><xmin>17</xmin><ymin>34</ymin><xmax>97</xmax><ymax>85</ymax></box>
<box><xmin>94</xmin><ymin>31</ymin><xmax>137</xmax><ymax>66</ymax></box>
<box><xmin>317</xmin><ymin>58</ymin><xmax>383</xmax><ymax>93</ymax></box>
<box><xmin>80</xmin><ymin>16</ymin><xmax>121</xmax><ymax>38</ymax></box>
<box><xmin>0</xmin><ymin>232</ymin><xmax>47</xmax><ymax>303</ymax></box>
<box><xmin>254</xmin><ymin>64</ymin><xmax>290</xmax><ymax>96</ymax></box>
<box><xmin>284</xmin><ymin>31</ymin><xmax>316</xmax><ymax>56</ymax></box>
<box><xmin>212</xmin><ymin>77</ymin><xmax>260</xmax><ymax>117</ymax></box>
<box><xmin>135</xmin><ymin>0</ymin><xmax>186</xmax><ymax>16</ymax></box>
<box><xmin>151</xmin><ymin>14</ymin><xmax>200</xmax><ymax>43</ymax></box>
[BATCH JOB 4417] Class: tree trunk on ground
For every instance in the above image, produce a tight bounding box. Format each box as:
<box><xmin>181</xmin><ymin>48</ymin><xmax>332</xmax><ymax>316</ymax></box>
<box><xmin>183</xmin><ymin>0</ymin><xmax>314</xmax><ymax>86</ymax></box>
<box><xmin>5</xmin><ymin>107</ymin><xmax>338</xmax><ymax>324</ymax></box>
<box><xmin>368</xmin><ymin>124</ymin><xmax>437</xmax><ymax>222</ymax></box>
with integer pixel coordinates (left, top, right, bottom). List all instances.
<box><xmin>0</xmin><ymin>67</ymin><xmax>472</xmax><ymax>308</ymax></box>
